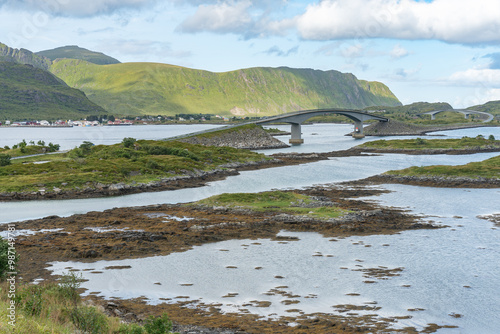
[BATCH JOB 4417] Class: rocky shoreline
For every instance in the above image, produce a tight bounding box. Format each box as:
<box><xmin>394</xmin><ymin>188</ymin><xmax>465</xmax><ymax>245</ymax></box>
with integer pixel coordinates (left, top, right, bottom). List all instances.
<box><xmin>3</xmin><ymin>145</ymin><xmax>499</xmax><ymax>201</ymax></box>
<box><xmin>364</xmin><ymin>174</ymin><xmax>500</xmax><ymax>188</ymax></box>
<box><xmin>363</xmin><ymin>120</ymin><xmax>496</xmax><ymax>136</ymax></box>
<box><xmin>178</xmin><ymin>125</ymin><xmax>289</xmax><ymax>149</ymax></box>
<box><xmin>13</xmin><ymin>184</ymin><xmax>449</xmax><ymax>333</ymax></box>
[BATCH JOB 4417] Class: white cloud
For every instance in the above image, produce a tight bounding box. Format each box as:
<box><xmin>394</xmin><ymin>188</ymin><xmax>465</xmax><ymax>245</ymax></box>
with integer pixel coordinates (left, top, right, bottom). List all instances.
<box><xmin>263</xmin><ymin>45</ymin><xmax>299</xmax><ymax>57</ymax></box>
<box><xmin>391</xmin><ymin>66</ymin><xmax>421</xmax><ymax>80</ymax></box>
<box><xmin>176</xmin><ymin>0</ymin><xmax>294</xmax><ymax>38</ymax></box>
<box><xmin>339</xmin><ymin>44</ymin><xmax>363</xmax><ymax>58</ymax></box>
<box><xmin>448</xmin><ymin>68</ymin><xmax>500</xmax><ymax>86</ymax></box>
<box><xmin>177</xmin><ymin>0</ymin><xmax>253</xmax><ymax>34</ymax></box>
<box><xmin>390</xmin><ymin>44</ymin><xmax>409</xmax><ymax>59</ymax></box>
<box><xmin>295</xmin><ymin>0</ymin><xmax>500</xmax><ymax>45</ymax></box>
<box><xmin>96</xmin><ymin>39</ymin><xmax>191</xmax><ymax>59</ymax></box>
<box><xmin>0</xmin><ymin>0</ymin><xmax>159</xmax><ymax>17</ymax></box>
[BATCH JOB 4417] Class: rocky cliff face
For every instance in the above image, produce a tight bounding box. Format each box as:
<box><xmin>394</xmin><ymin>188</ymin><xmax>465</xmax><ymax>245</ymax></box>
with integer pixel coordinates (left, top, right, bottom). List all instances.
<box><xmin>0</xmin><ymin>42</ymin><xmax>51</xmax><ymax>70</ymax></box>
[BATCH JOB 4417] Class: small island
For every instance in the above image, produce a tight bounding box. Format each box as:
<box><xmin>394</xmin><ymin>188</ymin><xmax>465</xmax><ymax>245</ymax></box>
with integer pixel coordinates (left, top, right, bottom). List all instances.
<box><xmin>354</xmin><ymin>136</ymin><xmax>500</xmax><ymax>188</ymax></box>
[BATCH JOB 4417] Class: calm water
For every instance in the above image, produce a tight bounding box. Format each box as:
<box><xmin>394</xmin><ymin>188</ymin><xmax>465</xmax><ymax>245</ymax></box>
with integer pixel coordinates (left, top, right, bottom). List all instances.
<box><xmin>0</xmin><ymin>124</ymin><xmax>221</xmax><ymax>150</ymax></box>
<box><xmin>2</xmin><ymin>124</ymin><xmax>500</xmax><ymax>333</ymax></box>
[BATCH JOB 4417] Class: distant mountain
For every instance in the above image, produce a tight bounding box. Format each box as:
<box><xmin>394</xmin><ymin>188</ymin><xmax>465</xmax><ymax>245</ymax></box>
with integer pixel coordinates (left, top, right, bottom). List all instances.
<box><xmin>50</xmin><ymin>59</ymin><xmax>401</xmax><ymax>117</ymax></box>
<box><xmin>36</xmin><ymin>45</ymin><xmax>120</xmax><ymax>65</ymax></box>
<box><xmin>0</xmin><ymin>42</ymin><xmax>51</xmax><ymax>70</ymax></box>
<box><xmin>0</xmin><ymin>61</ymin><xmax>106</xmax><ymax>121</ymax></box>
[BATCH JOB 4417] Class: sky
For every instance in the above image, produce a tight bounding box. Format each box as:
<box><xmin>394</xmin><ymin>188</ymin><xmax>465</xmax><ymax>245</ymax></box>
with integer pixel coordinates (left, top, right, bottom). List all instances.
<box><xmin>1</xmin><ymin>0</ymin><xmax>500</xmax><ymax>108</ymax></box>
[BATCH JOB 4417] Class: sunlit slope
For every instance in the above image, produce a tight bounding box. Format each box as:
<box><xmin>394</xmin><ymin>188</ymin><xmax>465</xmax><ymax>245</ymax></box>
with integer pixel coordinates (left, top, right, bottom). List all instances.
<box><xmin>50</xmin><ymin>59</ymin><xmax>401</xmax><ymax>116</ymax></box>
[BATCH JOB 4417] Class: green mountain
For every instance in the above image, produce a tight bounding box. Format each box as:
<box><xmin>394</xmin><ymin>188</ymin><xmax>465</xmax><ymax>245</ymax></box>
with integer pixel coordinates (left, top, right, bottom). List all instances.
<box><xmin>0</xmin><ymin>61</ymin><xmax>106</xmax><ymax>121</ymax></box>
<box><xmin>36</xmin><ymin>45</ymin><xmax>120</xmax><ymax>65</ymax></box>
<box><xmin>0</xmin><ymin>42</ymin><xmax>51</xmax><ymax>70</ymax></box>
<box><xmin>49</xmin><ymin>59</ymin><xmax>401</xmax><ymax>117</ymax></box>
<box><xmin>468</xmin><ymin>100</ymin><xmax>500</xmax><ymax>117</ymax></box>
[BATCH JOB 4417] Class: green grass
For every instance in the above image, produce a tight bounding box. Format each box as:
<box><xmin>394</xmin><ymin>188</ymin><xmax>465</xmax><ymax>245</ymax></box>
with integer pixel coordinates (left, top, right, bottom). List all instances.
<box><xmin>468</xmin><ymin>100</ymin><xmax>500</xmax><ymax>117</ymax></box>
<box><xmin>0</xmin><ymin>139</ymin><xmax>266</xmax><ymax>194</ymax></box>
<box><xmin>49</xmin><ymin>59</ymin><xmax>401</xmax><ymax>118</ymax></box>
<box><xmin>0</xmin><ymin>61</ymin><xmax>105</xmax><ymax>121</ymax></box>
<box><xmin>36</xmin><ymin>45</ymin><xmax>120</xmax><ymax>65</ymax></box>
<box><xmin>357</xmin><ymin>136</ymin><xmax>500</xmax><ymax>150</ymax></box>
<box><xmin>195</xmin><ymin>191</ymin><xmax>347</xmax><ymax>219</ymax></box>
<box><xmin>385</xmin><ymin>155</ymin><xmax>500</xmax><ymax>179</ymax></box>
<box><xmin>0</xmin><ymin>273</ymin><xmax>176</xmax><ymax>334</ymax></box>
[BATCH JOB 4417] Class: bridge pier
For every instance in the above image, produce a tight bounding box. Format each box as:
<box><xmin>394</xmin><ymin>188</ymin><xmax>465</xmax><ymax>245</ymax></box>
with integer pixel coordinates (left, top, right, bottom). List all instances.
<box><xmin>289</xmin><ymin>123</ymin><xmax>304</xmax><ymax>145</ymax></box>
<box><xmin>352</xmin><ymin>120</ymin><xmax>365</xmax><ymax>139</ymax></box>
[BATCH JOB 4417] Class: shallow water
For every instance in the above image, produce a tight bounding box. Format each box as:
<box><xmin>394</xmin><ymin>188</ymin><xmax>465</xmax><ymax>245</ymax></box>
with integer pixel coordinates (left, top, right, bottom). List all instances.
<box><xmin>47</xmin><ymin>185</ymin><xmax>500</xmax><ymax>333</ymax></box>
<box><xmin>3</xmin><ymin>124</ymin><xmax>500</xmax><ymax>333</ymax></box>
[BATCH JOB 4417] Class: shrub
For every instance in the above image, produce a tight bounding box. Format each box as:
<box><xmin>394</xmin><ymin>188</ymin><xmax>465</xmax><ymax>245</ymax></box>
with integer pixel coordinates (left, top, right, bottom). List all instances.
<box><xmin>70</xmin><ymin>305</ymin><xmax>109</xmax><ymax>334</ymax></box>
<box><xmin>0</xmin><ymin>237</ymin><xmax>17</xmax><ymax>280</ymax></box>
<box><xmin>0</xmin><ymin>154</ymin><xmax>11</xmax><ymax>166</ymax></box>
<box><xmin>489</xmin><ymin>134</ymin><xmax>496</xmax><ymax>141</ymax></box>
<box><xmin>143</xmin><ymin>145</ymin><xmax>200</xmax><ymax>161</ymax></box>
<box><xmin>415</xmin><ymin>137</ymin><xmax>426</xmax><ymax>145</ymax></box>
<box><xmin>20</xmin><ymin>285</ymin><xmax>44</xmax><ymax>316</ymax></box>
<box><xmin>58</xmin><ymin>271</ymin><xmax>83</xmax><ymax>305</ymax></box>
<box><xmin>48</xmin><ymin>142</ymin><xmax>60</xmax><ymax>152</ymax></box>
<box><xmin>122</xmin><ymin>137</ymin><xmax>137</xmax><ymax>148</ymax></box>
<box><xmin>143</xmin><ymin>313</ymin><xmax>173</xmax><ymax>334</ymax></box>
<box><xmin>145</xmin><ymin>159</ymin><xmax>160</xmax><ymax>170</ymax></box>
<box><xmin>118</xmin><ymin>323</ymin><xmax>146</xmax><ymax>334</ymax></box>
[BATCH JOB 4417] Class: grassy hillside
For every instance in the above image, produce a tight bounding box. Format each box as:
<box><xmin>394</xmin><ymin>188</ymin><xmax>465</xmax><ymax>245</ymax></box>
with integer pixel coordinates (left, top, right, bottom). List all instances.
<box><xmin>36</xmin><ymin>45</ymin><xmax>120</xmax><ymax>65</ymax></box>
<box><xmin>0</xmin><ymin>62</ymin><xmax>106</xmax><ymax>121</ymax></box>
<box><xmin>468</xmin><ymin>100</ymin><xmax>500</xmax><ymax>117</ymax></box>
<box><xmin>50</xmin><ymin>59</ymin><xmax>401</xmax><ymax>117</ymax></box>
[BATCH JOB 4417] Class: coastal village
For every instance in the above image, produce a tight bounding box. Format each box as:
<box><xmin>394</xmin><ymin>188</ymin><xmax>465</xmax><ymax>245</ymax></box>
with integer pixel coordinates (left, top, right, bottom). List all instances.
<box><xmin>0</xmin><ymin>114</ymin><xmax>236</xmax><ymax>127</ymax></box>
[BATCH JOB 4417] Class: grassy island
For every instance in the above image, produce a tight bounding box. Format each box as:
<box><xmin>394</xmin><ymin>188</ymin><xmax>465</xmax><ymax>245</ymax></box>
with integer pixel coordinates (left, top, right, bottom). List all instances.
<box><xmin>0</xmin><ymin>138</ymin><xmax>266</xmax><ymax>194</ymax></box>
<box><xmin>357</xmin><ymin>135</ymin><xmax>499</xmax><ymax>151</ymax></box>
<box><xmin>385</xmin><ymin>155</ymin><xmax>500</xmax><ymax>180</ymax></box>
<box><xmin>195</xmin><ymin>190</ymin><xmax>348</xmax><ymax>219</ymax></box>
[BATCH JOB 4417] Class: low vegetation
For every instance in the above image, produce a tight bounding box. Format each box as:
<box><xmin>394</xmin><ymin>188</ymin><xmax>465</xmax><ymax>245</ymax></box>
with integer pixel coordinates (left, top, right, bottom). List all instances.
<box><xmin>0</xmin><ymin>269</ymin><xmax>176</xmax><ymax>333</ymax></box>
<box><xmin>357</xmin><ymin>135</ymin><xmax>499</xmax><ymax>150</ymax></box>
<box><xmin>195</xmin><ymin>190</ymin><xmax>347</xmax><ymax>219</ymax></box>
<box><xmin>0</xmin><ymin>138</ymin><xmax>266</xmax><ymax>193</ymax></box>
<box><xmin>49</xmin><ymin>58</ymin><xmax>400</xmax><ymax>117</ymax></box>
<box><xmin>385</xmin><ymin>155</ymin><xmax>500</xmax><ymax>179</ymax></box>
<box><xmin>0</xmin><ymin>140</ymin><xmax>60</xmax><ymax>158</ymax></box>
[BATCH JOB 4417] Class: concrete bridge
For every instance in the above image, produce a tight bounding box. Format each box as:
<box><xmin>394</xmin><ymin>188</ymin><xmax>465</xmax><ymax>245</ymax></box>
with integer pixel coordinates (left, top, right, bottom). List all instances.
<box><xmin>420</xmin><ymin>109</ymin><xmax>494</xmax><ymax>123</ymax></box>
<box><xmin>254</xmin><ymin>108</ymin><xmax>388</xmax><ymax>144</ymax></box>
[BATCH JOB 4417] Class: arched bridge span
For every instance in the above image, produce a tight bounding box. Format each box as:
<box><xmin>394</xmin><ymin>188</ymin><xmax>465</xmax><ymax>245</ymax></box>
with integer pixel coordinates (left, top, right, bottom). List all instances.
<box><xmin>255</xmin><ymin>108</ymin><xmax>388</xmax><ymax>144</ymax></box>
<box><xmin>420</xmin><ymin>109</ymin><xmax>494</xmax><ymax>123</ymax></box>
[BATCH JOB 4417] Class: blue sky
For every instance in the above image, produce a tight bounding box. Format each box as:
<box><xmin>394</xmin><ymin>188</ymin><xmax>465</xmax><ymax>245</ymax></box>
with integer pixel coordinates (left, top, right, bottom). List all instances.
<box><xmin>1</xmin><ymin>0</ymin><xmax>500</xmax><ymax>108</ymax></box>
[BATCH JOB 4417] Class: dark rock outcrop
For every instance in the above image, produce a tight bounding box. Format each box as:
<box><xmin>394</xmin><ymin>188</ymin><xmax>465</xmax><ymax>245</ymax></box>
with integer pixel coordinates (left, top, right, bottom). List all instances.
<box><xmin>178</xmin><ymin>126</ymin><xmax>289</xmax><ymax>149</ymax></box>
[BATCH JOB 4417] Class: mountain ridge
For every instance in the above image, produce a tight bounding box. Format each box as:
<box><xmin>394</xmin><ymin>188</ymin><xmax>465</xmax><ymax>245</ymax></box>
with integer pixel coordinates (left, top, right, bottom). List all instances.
<box><xmin>0</xmin><ymin>42</ymin><xmax>52</xmax><ymax>70</ymax></box>
<box><xmin>0</xmin><ymin>61</ymin><xmax>106</xmax><ymax>121</ymax></box>
<box><xmin>36</xmin><ymin>45</ymin><xmax>120</xmax><ymax>65</ymax></box>
<box><xmin>49</xmin><ymin>59</ymin><xmax>401</xmax><ymax>117</ymax></box>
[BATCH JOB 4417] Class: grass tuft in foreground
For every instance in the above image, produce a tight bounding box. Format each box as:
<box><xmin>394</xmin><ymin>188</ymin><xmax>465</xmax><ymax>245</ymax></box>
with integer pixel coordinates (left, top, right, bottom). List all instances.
<box><xmin>0</xmin><ymin>271</ymin><xmax>177</xmax><ymax>334</ymax></box>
